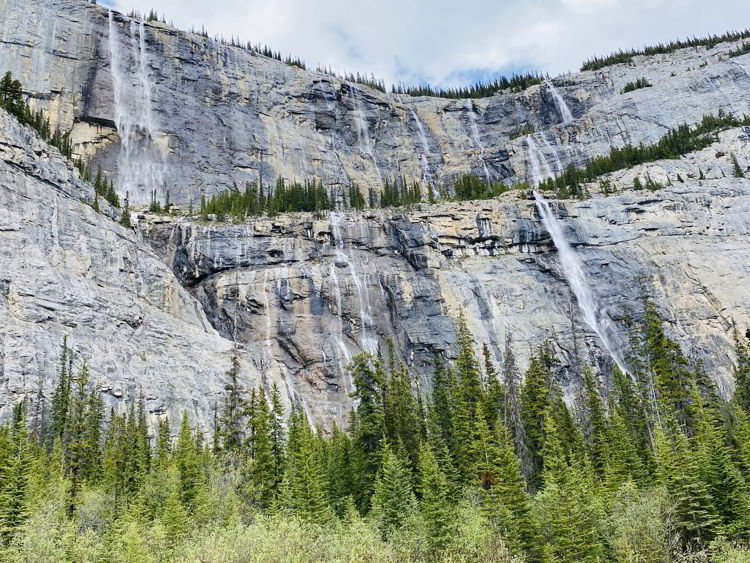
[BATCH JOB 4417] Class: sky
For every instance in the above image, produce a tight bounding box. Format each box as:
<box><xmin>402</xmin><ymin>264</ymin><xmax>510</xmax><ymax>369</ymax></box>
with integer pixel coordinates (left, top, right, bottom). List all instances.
<box><xmin>110</xmin><ymin>0</ymin><xmax>749</xmax><ymax>89</ymax></box>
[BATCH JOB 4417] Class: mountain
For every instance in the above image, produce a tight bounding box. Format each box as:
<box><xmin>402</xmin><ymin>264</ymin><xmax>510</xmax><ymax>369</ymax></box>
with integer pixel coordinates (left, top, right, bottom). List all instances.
<box><xmin>1</xmin><ymin>0</ymin><xmax>749</xmax><ymax>429</ymax></box>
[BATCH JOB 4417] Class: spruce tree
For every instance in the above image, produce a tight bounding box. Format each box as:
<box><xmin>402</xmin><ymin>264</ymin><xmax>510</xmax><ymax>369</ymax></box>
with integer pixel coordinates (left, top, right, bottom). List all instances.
<box><xmin>350</xmin><ymin>354</ymin><xmax>385</xmax><ymax>512</ymax></box>
<box><xmin>251</xmin><ymin>387</ymin><xmax>274</xmax><ymax>508</ymax></box>
<box><xmin>417</xmin><ymin>443</ymin><xmax>454</xmax><ymax>553</ymax></box>
<box><xmin>371</xmin><ymin>443</ymin><xmax>415</xmax><ymax>540</ymax></box>
<box><xmin>220</xmin><ymin>351</ymin><xmax>246</xmax><ymax>455</ymax></box>
<box><xmin>582</xmin><ymin>366</ymin><xmax>608</xmax><ymax>476</ymax></box>
<box><xmin>0</xmin><ymin>401</ymin><xmax>32</xmax><ymax>540</ymax></box>
<box><xmin>520</xmin><ymin>355</ymin><xmax>552</xmax><ymax>490</ymax></box>
<box><xmin>175</xmin><ymin>411</ymin><xmax>201</xmax><ymax>507</ymax></box>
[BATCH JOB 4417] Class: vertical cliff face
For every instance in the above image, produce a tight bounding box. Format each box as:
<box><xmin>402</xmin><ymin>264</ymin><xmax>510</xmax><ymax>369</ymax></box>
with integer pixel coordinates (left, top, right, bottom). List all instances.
<box><xmin>2</xmin><ymin>0</ymin><xmax>750</xmax><ymax>206</ymax></box>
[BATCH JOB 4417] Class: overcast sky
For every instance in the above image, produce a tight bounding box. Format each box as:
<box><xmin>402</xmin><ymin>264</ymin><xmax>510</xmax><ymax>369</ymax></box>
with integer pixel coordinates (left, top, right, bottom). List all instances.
<box><xmin>110</xmin><ymin>0</ymin><xmax>749</xmax><ymax>88</ymax></box>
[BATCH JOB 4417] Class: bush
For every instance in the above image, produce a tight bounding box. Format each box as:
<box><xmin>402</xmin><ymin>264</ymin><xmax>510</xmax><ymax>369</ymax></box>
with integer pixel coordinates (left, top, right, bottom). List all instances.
<box><xmin>622</xmin><ymin>77</ymin><xmax>653</xmax><ymax>93</ymax></box>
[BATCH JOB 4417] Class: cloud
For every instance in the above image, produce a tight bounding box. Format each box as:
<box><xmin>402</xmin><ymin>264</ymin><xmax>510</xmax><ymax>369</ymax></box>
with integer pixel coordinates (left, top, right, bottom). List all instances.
<box><xmin>113</xmin><ymin>0</ymin><xmax>749</xmax><ymax>88</ymax></box>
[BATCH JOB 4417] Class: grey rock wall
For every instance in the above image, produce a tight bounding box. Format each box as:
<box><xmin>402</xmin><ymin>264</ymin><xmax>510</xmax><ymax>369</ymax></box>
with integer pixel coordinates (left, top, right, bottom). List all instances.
<box><xmin>2</xmin><ymin>0</ymin><xmax>750</xmax><ymax>205</ymax></box>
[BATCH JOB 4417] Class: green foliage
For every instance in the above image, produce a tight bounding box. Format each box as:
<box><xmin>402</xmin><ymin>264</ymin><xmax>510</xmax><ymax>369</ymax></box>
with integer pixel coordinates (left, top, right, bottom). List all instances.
<box><xmin>728</xmin><ymin>41</ymin><xmax>750</xmax><ymax>58</ymax></box>
<box><xmin>621</xmin><ymin>77</ymin><xmax>653</xmax><ymax>93</ymax></box>
<box><xmin>371</xmin><ymin>443</ymin><xmax>415</xmax><ymax>540</ymax></box>
<box><xmin>581</xmin><ymin>28</ymin><xmax>750</xmax><ymax>70</ymax></box>
<box><xmin>392</xmin><ymin>71</ymin><xmax>543</xmax><ymax>98</ymax></box>
<box><xmin>452</xmin><ymin>173</ymin><xmax>512</xmax><ymax>201</ymax></box>
<box><xmin>538</xmin><ymin>111</ymin><xmax>750</xmax><ymax>197</ymax></box>
<box><xmin>5</xmin><ymin>307</ymin><xmax>750</xmax><ymax>560</ymax></box>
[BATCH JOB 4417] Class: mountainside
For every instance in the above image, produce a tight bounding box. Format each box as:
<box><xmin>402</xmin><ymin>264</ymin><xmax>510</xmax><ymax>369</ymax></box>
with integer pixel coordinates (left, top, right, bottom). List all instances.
<box><xmin>1</xmin><ymin>0</ymin><xmax>750</xmax><ymax>430</ymax></box>
<box><xmin>2</xmin><ymin>0</ymin><xmax>750</xmax><ymax>206</ymax></box>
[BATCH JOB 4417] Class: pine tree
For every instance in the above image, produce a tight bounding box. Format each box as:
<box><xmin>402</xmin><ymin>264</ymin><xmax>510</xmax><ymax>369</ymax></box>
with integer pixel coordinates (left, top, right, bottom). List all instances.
<box><xmin>251</xmin><ymin>386</ymin><xmax>274</xmax><ymax>508</ymax></box>
<box><xmin>0</xmin><ymin>401</ymin><xmax>32</xmax><ymax>540</ymax></box>
<box><xmin>371</xmin><ymin>443</ymin><xmax>415</xmax><ymax>540</ymax></box>
<box><xmin>269</xmin><ymin>383</ymin><xmax>286</xmax><ymax>494</ymax></box>
<box><xmin>653</xmin><ymin>419</ymin><xmax>720</xmax><ymax>548</ymax></box>
<box><xmin>327</xmin><ymin>421</ymin><xmax>354</xmax><ymax>515</ymax></box>
<box><xmin>473</xmin><ymin>402</ymin><xmax>537</xmax><ymax>557</ymax></box>
<box><xmin>175</xmin><ymin>411</ymin><xmax>201</xmax><ymax>507</ymax></box>
<box><xmin>481</xmin><ymin>342</ymin><xmax>506</xmax><ymax>431</ymax></box>
<box><xmin>417</xmin><ymin>443</ymin><xmax>454</xmax><ymax>553</ymax></box>
<box><xmin>581</xmin><ymin>366</ymin><xmax>608</xmax><ymax>476</ymax></box>
<box><xmin>65</xmin><ymin>359</ymin><xmax>92</xmax><ymax>515</ymax></box>
<box><xmin>350</xmin><ymin>354</ymin><xmax>385</xmax><ymax>512</ymax></box>
<box><xmin>520</xmin><ymin>354</ymin><xmax>552</xmax><ymax>490</ymax></box>
<box><xmin>220</xmin><ymin>351</ymin><xmax>245</xmax><ymax>455</ymax></box>
<box><xmin>536</xmin><ymin>412</ymin><xmax>604</xmax><ymax>562</ymax></box>
<box><xmin>280</xmin><ymin>407</ymin><xmax>330</xmax><ymax>523</ymax></box>
<box><xmin>49</xmin><ymin>337</ymin><xmax>72</xmax><ymax>447</ymax></box>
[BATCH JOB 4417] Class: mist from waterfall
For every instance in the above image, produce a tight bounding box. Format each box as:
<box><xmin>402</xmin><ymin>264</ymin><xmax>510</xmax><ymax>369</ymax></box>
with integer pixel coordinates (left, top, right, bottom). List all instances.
<box><xmin>465</xmin><ymin>100</ymin><xmax>491</xmax><ymax>186</ymax></box>
<box><xmin>545</xmin><ymin>79</ymin><xmax>573</xmax><ymax>124</ymax></box>
<box><xmin>533</xmin><ymin>192</ymin><xmax>627</xmax><ymax>373</ymax></box>
<box><xmin>108</xmin><ymin>11</ymin><xmax>164</xmax><ymax>204</ymax></box>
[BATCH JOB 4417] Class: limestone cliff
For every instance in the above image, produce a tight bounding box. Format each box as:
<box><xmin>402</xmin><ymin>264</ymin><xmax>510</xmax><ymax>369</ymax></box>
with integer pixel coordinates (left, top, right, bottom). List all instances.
<box><xmin>2</xmin><ymin>0</ymin><xmax>750</xmax><ymax>205</ymax></box>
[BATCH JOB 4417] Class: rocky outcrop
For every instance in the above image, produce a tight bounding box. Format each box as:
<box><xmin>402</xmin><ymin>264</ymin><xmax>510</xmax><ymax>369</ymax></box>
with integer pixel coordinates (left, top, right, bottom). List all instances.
<box><xmin>0</xmin><ymin>108</ymin><xmax>291</xmax><ymax>430</ymax></box>
<box><xmin>2</xmin><ymin>0</ymin><xmax>750</xmax><ymax>205</ymax></box>
<box><xmin>143</xmin><ymin>128</ymin><xmax>750</xmax><ymax>404</ymax></box>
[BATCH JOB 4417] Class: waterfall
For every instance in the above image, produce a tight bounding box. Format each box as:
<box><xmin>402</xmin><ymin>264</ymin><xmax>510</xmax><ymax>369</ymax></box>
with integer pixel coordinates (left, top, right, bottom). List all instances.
<box><xmin>330</xmin><ymin>212</ymin><xmax>378</xmax><ymax>356</ymax></box>
<box><xmin>410</xmin><ymin>108</ymin><xmax>440</xmax><ymax>197</ymax></box>
<box><xmin>545</xmin><ymin>79</ymin><xmax>573</xmax><ymax>124</ymax></box>
<box><xmin>540</xmin><ymin>132</ymin><xmax>564</xmax><ymax>175</ymax></box>
<box><xmin>465</xmin><ymin>100</ymin><xmax>491</xmax><ymax>185</ymax></box>
<box><xmin>108</xmin><ymin>11</ymin><xmax>164</xmax><ymax>204</ymax></box>
<box><xmin>348</xmin><ymin>83</ymin><xmax>383</xmax><ymax>186</ymax></box>
<box><xmin>526</xmin><ymin>136</ymin><xmax>554</xmax><ymax>187</ymax></box>
<box><xmin>533</xmin><ymin>192</ymin><xmax>627</xmax><ymax>373</ymax></box>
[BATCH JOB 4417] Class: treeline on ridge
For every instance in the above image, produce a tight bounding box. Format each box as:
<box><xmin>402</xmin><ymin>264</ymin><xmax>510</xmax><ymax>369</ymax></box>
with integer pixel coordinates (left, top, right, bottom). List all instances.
<box><xmin>581</xmin><ymin>28</ymin><xmax>750</xmax><ymax>71</ymax></box>
<box><xmin>538</xmin><ymin>110</ymin><xmax>750</xmax><ymax>199</ymax></box>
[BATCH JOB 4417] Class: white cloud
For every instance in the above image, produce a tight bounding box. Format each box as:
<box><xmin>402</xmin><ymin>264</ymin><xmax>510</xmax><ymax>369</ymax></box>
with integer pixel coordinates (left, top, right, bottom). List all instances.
<box><xmin>114</xmin><ymin>0</ymin><xmax>750</xmax><ymax>87</ymax></box>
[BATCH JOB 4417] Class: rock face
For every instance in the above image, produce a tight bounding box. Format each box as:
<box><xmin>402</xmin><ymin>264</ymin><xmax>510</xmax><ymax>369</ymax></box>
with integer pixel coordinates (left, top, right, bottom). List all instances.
<box><xmin>2</xmin><ymin>0</ymin><xmax>750</xmax><ymax>205</ymax></box>
<box><xmin>1</xmin><ymin>0</ymin><xmax>750</xmax><ymax>430</ymax></box>
<box><xmin>0</xmin><ymin>108</ymin><xmax>288</xmax><ymax>430</ymax></box>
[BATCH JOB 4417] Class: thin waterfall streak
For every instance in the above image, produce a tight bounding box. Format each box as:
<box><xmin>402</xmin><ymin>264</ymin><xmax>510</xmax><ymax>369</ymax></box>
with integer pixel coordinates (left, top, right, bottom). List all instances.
<box><xmin>533</xmin><ymin>192</ymin><xmax>627</xmax><ymax>374</ymax></box>
<box><xmin>465</xmin><ymin>100</ymin><xmax>491</xmax><ymax>185</ymax></box>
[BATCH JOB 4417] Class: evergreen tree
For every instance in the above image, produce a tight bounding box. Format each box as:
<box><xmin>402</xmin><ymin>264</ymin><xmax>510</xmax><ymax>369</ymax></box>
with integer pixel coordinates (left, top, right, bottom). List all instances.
<box><xmin>220</xmin><ymin>351</ymin><xmax>245</xmax><ymax>455</ymax></box>
<box><xmin>175</xmin><ymin>411</ymin><xmax>201</xmax><ymax>507</ymax></box>
<box><xmin>581</xmin><ymin>366</ymin><xmax>609</xmax><ymax>476</ymax></box>
<box><xmin>250</xmin><ymin>387</ymin><xmax>274</xmax><ymax>508</ymax></box>
<box><xmin>536</xmin><ymin>412</ymin><xmax>604</xmax><ymax>562</ymax></box>
<box><xmin>269</xmin><ymin>383</ymin><xmax>286</xmax><ymax>495</ymax></box>
<box><xmin>0</xmin><ymin>401</ymin><xmax>32</xmax><ymax>540</ymax></box>
<box><xmin>653</xmin><ymin>419</ymin><xmax>720</xmax><ymax>548</ymax></box>
<box><xmin>520</xmin><ymin>354</ymin><xmax>552</xmax><ymax>490</ymax></box>
<box><xmin>350</xmin><ymin>354</ymin><xmax>385</xmax><ymax>512</ymax></box>
<box><xmin>417</xmin><ymin>443</ymin><xmax>454</xmax><ymax>553</ymax></box>
<box><xmin>371</xmin><ymin>443</ymin><xmax>415</xmax><ymax>540</ymax></box>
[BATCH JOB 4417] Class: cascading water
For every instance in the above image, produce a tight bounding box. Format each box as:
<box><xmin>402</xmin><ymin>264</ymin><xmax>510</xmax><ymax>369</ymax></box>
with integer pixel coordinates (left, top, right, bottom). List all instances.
<box><xmin>540</xmin><ymin>132</ymin><xmax>564</xmax><ymax>176</ymax></box>
<box><xmin>526</xmin><ymin>136</ymin><xmax>554</xmax><ymax>187</ymax></box>
<box><xmin>465</xmin><ymin>100</ymin><xmax>491</xmax><ymax>185</ymax></box>
<box><xmin>348</xmin><ymin>83</ymin><xmax>383</xmax><ymax>186</ymax></box>
<box><xmin>545</xmin><ymin>79</ymin><xmax>573</xmax><ymax>124</ymax></box>
<box><xmin>108</xmin><ymin>11</ymin><xmax>164</xmax><ymax>204</ymax></box>
<box><xmin>533</xmin><ymin>192</ymin><xmax>627</xmax><ymax>373</ymax></box>
<box><xmin>410</xmin><ymin>108</ymin><xmax>440</xmax><ymax>198</ymax></box>
<box><xmin>330</xmin><ymin>212</ymin><xmax>378</xmax><ymax>357</ymax></box>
